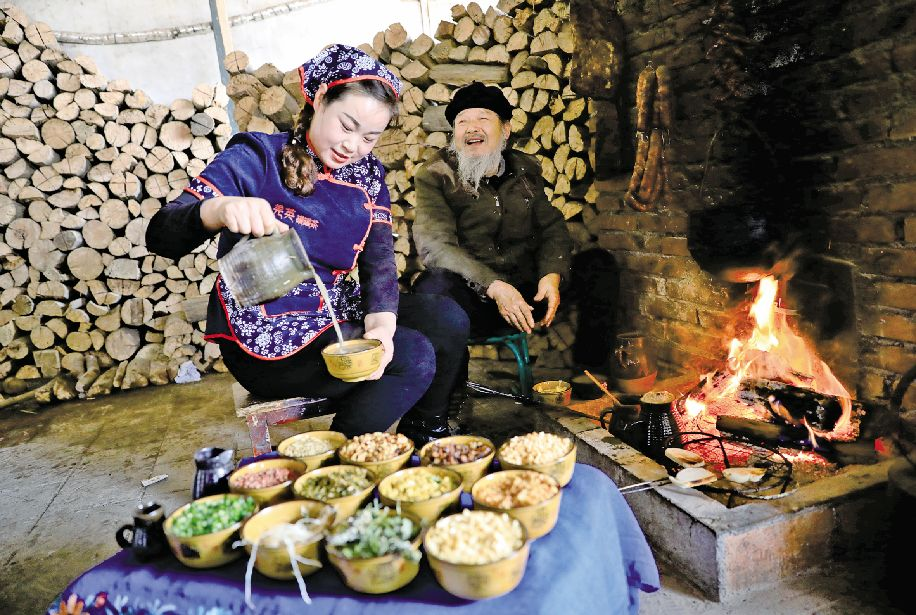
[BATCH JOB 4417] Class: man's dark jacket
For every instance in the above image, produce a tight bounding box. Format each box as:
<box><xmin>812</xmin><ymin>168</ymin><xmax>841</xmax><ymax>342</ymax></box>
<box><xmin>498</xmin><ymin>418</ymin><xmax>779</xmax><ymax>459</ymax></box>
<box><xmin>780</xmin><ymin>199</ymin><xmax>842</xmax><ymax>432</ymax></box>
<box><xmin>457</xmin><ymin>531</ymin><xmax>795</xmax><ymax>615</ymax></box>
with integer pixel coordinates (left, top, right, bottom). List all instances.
<box><xmin>412</xmin><ymin>148</ymin><xmax>572</xmax><ymax>293</ymax></box>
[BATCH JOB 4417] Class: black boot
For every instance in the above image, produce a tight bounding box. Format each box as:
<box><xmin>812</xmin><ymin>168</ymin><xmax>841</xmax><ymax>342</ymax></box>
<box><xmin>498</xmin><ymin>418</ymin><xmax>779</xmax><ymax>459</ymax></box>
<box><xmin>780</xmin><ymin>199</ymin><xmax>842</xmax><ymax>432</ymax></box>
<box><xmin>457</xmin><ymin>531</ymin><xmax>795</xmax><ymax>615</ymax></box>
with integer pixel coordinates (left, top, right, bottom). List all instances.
<box><xmin>396</xmin><ymin>412</ymin><xmax>452</xmax><ymax>447</ymax></box>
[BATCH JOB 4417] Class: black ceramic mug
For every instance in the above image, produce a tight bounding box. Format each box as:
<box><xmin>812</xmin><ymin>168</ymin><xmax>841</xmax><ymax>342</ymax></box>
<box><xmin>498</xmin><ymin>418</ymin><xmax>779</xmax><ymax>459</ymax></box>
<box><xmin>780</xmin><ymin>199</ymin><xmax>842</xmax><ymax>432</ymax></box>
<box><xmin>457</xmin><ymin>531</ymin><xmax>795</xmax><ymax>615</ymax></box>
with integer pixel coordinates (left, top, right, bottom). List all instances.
<box><xmin>116</xmin><ymin>502</ymin><xmax>167</xmax><ymax>561</ymax></box>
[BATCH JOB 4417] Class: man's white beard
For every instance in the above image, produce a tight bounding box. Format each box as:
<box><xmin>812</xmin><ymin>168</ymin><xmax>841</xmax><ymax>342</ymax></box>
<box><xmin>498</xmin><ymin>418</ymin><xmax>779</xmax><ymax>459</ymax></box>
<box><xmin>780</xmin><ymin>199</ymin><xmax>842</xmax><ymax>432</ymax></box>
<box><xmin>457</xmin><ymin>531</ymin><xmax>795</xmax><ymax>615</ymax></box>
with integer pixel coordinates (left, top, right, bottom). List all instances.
<box><xmin>449</xmin><ymin>134</ymin><xmax>507</xmax><ymax>194</ymax></box>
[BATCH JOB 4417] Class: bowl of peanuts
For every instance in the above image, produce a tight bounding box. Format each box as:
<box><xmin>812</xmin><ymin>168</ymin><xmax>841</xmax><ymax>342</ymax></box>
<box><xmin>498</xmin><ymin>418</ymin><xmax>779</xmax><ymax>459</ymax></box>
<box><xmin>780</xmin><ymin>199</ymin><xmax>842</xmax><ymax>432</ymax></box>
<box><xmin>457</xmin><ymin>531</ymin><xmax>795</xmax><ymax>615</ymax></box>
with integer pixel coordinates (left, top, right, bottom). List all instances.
<box><xmin>228</xmin><ymin>458</ymin><xmax>307</xmax><ymax>506</ymax></box>
<box><xmin>278</xmin><ymin>430</ymin><xmax>347</xmax><ymax>472</ymax></box>
<box><xmin>292</xmin><ymin>464</ymin><xmax>377</xmax><ymax>520</ymax></box>
<box><xmin>471</xmin><ymin>469</ymin><xmax>561</xmax><ymax>540</ymax></box>
<box><xmin>424</xmin><ymin>509</ymin><xmax>530</xmax><ymax>600</ymax></box>
<box><xmin>337</xmin><ymin>432</ymin><xmax>414</xmax><ymax>480</ymax></box>
<box><xmin>496</xmin><ymin>432</ymin><xmax>577</xmax><ymax>487</ymax></box>
<box><xmin>418</xmin><ymin>435</ymin><xmax>495</xmax><ymax>492</ymax></box>
<box><xmin>378</xmin><ymin>466</ymin><xmax>463</xmax><ymax>525</ymax></box>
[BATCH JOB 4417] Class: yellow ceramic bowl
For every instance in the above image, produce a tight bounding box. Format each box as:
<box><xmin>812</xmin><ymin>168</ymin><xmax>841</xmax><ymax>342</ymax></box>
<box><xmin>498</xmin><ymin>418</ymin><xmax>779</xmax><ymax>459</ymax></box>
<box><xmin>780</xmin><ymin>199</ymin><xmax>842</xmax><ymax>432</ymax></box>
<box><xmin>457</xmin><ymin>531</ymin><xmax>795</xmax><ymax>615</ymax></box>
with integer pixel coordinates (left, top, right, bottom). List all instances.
<box><xmin>471</xmin><ymin>470</ymin><xmax>562</xmax><ymax>540</ymax></box>
<box><xmin>338</xmin><ymin>438</ymin><xmax>414</xmax><ymax>481</ymax></box>
<box><xmin>533</xmin><ymin>380</ymin><xmax>572</xmax><ymax>406</ymax></box>
<box><xmin>378</xmin><ymin>466</ymin><xmax>463</xmax><ymax>525</ymax></box>
<box><xmin>497</xmin><ymin>438</ymin><xmax>577</xmax><ymax>487</ymax></box>
<box><xmin>240</xmin><ymin>499</ymin><xmax>336</xmax><ymax>580</ymax></box>
<box><xmin>278</xmin><ymin>430</ymin><xmax>347</xmax><ymax>472</ymax></box>
<box><xmin>228</xmin><ymin>458</ymin><xmax>307</xmax><ymax>507</ymax></box>
<box><xmin>424</xmin><ymin>514</ymin><xmax>530</xmax><ymax>600</ymax></box>
<box><xmin>292</xmin><ymin>465</ymin><xmax>377</xmax><ymax>520</ymax></box>
<box><xmin>419</xmin><ymin>435</ymin><xmax>496</xmax><ymax>491</ymax></box>
<box><xmin>163</xmin><ymin>494</ymin><xmax>258</xmax><ymax>569</ymax></box>
<box><xmin>326</xmin><ymin>512</ymin><xmax>423</xmax><ymax>594</ymax></box>
<box><xmin>321</xmin><ymin>339</ymin><xmax>384</xmax><ymax>382</ymax></box>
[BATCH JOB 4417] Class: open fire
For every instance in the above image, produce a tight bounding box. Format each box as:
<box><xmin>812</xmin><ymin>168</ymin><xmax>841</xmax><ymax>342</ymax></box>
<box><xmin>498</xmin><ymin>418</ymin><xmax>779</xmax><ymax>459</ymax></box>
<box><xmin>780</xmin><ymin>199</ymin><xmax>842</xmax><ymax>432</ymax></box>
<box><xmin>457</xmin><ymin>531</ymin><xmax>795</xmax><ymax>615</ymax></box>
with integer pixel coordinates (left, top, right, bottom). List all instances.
<box><xmin>678</xmin><ymin>275</ymin><xmax>860</xmax><ymax>453</ymax></box>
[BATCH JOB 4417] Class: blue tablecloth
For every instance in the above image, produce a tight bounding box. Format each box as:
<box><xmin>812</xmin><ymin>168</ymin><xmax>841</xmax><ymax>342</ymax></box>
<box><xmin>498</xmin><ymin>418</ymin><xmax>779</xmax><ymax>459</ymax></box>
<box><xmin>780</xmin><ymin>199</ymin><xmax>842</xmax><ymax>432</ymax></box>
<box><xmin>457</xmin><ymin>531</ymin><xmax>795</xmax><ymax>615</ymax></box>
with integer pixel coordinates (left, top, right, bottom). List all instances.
<box><xmin>51</xmin><ymin>464</ymin><xmax>658</xmax><ymax>615</ymax></box>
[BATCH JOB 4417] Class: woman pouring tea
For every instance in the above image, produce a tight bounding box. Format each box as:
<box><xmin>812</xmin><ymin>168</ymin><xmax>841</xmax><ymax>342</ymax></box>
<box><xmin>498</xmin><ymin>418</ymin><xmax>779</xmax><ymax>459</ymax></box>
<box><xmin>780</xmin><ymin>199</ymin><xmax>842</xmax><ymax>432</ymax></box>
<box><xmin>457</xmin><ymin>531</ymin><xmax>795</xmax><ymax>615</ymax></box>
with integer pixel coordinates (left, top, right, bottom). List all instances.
<box><xmin>146</xmin><ymin>44</ymin><xmax>468</xmax><ymax>444</ymax></box>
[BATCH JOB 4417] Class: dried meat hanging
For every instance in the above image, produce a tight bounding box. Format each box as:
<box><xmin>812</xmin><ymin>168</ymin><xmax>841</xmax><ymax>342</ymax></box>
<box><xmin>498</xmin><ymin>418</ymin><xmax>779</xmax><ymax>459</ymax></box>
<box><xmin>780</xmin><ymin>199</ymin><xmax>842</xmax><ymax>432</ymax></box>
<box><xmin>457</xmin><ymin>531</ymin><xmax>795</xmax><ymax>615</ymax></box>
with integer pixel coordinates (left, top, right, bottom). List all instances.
<box><xmin>624</xmin><ymin>63</ymin><xmax>672</xmax><ymax>211</ymax></box>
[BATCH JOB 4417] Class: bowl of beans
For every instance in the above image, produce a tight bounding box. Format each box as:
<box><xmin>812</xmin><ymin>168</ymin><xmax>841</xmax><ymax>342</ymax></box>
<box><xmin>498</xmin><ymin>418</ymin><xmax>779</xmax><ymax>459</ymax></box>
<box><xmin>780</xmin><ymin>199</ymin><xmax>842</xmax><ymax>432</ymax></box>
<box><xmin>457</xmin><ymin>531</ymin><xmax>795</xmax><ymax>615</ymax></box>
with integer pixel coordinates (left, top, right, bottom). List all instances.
<box><xmin>163</xmin><ymin>493</ymin><xmax>258</xmax><ymax>568</ymax></box>
<box><xmin>337</xmin><ymin>432</ymin><xmax>414</xmax><ymax>480</ymax></box>
<box><xmin>418</xmin><ymin>435</ymin><xmax>495</xmax><ymax>491</ymax></box>
<box><xmin>471</xmin><ymin>469</ymin><xmax>561</xmax><ymax>540</ymax></box>
<box><xmin>292</xmin><ymin>464</ymin><xmax>377</xmax><ymax>520</ymax></box>
<box><xmin>228</xmin><ymin>458</ymin><xmax>307</xmax><ymax>506</ymax></box>
<box><xmin>424</xmin><ymin>509</ymin><xmax>529</xmax><ymax>600</ymax></box>
<box><xmin>278</xmin><ymin>430</ymin><xmax>347</xmax><ymax>472</ymax></box>
<box><xmin>497</xmin><ymin>431</ymin><xmax>577</xmax><ymax>487</ymax></box>
<box><xmin>378</xmin><ymin>466</ymin><xmax>463</xmax><ymax>525</ymax></box>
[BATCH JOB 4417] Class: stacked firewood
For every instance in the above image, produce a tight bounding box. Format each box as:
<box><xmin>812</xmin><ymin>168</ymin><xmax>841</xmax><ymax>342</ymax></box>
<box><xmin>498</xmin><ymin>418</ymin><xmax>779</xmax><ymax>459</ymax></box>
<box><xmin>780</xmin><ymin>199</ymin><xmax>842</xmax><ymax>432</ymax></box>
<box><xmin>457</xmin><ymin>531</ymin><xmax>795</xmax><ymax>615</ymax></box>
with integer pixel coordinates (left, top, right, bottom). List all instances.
<box><xmin>225</xmin><ymin>0</ymin><xmax>596</xmax><ymax>368</ymax></box>
<box><xmin>0</xmin><ymin>6</ymin><xmax>231</xmax><ymax>403</ymax></box>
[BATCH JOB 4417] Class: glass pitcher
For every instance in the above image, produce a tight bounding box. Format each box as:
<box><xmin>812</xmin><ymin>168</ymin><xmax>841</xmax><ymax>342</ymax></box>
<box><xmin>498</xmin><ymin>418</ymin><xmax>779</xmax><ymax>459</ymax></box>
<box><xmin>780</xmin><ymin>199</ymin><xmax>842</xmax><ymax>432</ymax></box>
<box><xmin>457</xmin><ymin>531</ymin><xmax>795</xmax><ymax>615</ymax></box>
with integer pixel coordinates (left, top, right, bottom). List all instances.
<box><xmin>218</xmin><ymin>231</ymin><xmax>315</xmax><ymax>307</ymax></box>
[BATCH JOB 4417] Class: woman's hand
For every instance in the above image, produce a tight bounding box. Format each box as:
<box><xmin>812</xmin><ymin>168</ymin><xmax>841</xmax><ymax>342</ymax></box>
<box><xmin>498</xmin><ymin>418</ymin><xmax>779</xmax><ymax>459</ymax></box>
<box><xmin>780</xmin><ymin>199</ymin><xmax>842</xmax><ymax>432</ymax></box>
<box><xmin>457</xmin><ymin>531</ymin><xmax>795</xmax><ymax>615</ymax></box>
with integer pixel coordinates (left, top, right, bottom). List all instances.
<box><xmin>199</xmin><ymin>196</ymin><xmax>289</xmax><ymax>236</ymax></box>
<box><xmin>362</xmin><ymin>312</ymin><xmax>396</xmax><ymax>380</ymax></box>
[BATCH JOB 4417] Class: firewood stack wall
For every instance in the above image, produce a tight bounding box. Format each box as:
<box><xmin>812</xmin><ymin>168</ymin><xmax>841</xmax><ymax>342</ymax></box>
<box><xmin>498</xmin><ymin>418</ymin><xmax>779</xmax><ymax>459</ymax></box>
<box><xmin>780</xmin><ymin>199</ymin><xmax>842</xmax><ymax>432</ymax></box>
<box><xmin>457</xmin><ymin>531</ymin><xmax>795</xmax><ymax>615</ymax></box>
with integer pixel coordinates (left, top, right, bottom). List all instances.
<box><xmin>0</xmin><ymin>0</ymin><xmax>602</xmax><ymax>404</ymax></box>
<box><xmin>581</xmin><ymin>0</ymin><xmax>916</xmax><ymax>412</ymax></box>
<box><xmin>224</xmin><ymin>0</ymin><xmax>599</xmax><ymax>370</ymax></box>
<box><xmin>0</xmin><ymin>5</ymin><xmax>232</xmax><ymax>401</ymax></box>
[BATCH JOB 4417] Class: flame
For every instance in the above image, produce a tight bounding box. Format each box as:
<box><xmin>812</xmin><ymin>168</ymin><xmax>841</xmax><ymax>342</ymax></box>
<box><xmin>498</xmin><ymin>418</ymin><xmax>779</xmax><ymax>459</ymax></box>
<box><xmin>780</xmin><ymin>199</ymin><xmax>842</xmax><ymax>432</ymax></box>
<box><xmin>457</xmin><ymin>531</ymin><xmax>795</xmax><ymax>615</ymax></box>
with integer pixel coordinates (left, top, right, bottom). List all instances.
<box><xmin>686</xmin><ymin>275</ymin><xmax>855</xmax><ymax>442</ymax></box>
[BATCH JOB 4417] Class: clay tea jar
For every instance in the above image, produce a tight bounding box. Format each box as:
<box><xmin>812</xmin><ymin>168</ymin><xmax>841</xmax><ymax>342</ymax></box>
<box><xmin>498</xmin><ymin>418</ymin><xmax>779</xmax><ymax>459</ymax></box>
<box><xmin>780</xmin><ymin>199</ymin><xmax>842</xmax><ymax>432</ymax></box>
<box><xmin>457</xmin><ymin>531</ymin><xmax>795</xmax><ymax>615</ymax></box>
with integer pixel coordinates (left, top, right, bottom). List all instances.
<box><xmin>192</xmin><ymin>447</ymin><xmax>235</xmax><ymax>500</ymax></box>
<box><xmin>116</xmin><ymin>502</ymin><xmax>167</xmax><ymax>561</ymax></box>
<box><xmin>218</xmin><ymin>231</ymin><xmax>315</xmax><ymax>307</ymax></box>
<box><xmin>611</xmin><ymin>332</ymin><xmax>657</xmax><ymax>395</ymax></box>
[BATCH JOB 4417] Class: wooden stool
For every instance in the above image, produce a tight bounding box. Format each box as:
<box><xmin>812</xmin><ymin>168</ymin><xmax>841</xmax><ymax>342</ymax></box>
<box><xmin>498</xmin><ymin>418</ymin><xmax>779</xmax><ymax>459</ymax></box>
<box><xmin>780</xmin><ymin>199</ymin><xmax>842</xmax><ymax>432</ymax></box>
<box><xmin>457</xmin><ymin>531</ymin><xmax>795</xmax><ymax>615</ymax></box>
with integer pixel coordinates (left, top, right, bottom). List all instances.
<box><xmin>233</xmin><ymin>382</ymin><xmax>330</xmax><ymax>456</ymax></box>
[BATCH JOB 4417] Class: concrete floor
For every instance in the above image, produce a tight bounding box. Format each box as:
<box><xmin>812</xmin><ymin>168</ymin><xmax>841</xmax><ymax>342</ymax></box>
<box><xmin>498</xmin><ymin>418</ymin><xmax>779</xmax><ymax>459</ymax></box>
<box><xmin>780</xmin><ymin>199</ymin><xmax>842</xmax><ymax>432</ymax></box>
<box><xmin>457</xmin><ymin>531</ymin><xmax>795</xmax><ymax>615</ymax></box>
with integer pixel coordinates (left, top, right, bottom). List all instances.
<box><xmin>0</xmin><ymin>361</ymin><xmax>904</xmax><ymax>615</ymax></box>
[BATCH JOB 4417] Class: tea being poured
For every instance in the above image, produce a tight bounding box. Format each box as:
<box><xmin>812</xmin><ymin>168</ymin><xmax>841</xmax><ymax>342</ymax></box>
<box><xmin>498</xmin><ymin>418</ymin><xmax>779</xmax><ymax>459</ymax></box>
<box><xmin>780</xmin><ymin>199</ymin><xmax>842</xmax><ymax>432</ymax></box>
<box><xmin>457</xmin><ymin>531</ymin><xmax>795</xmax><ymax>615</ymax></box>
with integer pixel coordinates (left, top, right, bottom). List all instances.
<box><xmin>218</xmin><ymin>231</ymin><xmax>346</xmax><ymax>348</ymax></box>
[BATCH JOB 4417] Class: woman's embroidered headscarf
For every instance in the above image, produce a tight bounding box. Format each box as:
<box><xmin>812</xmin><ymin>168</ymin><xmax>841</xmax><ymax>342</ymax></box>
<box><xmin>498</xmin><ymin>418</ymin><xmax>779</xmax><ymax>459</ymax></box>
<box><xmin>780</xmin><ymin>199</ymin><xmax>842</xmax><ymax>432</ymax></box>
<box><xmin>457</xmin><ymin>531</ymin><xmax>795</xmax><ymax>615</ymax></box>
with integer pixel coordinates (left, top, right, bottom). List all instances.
<box><xmin>299</xmin><ymin>44</ymin><xmax>402</xmax><ymax>106</ymax></box>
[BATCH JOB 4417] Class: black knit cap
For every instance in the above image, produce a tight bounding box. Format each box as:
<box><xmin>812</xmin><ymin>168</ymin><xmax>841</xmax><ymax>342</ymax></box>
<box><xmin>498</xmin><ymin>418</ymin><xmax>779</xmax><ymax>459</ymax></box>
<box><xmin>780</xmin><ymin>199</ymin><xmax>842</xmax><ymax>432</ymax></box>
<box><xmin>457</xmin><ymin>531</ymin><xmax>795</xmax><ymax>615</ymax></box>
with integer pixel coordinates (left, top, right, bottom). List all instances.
<box><xmin>444</xmin><ymin>82</ymin><xmax>512</xmax><ymax>125</ymax></box>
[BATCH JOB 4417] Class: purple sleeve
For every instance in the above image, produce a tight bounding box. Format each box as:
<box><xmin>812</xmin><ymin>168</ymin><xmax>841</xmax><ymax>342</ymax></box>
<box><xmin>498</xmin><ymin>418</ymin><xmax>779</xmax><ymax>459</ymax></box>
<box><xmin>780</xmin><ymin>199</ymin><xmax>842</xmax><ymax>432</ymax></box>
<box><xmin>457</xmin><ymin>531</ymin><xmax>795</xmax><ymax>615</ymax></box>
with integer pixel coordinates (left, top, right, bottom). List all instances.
<box><xmin>358</xmin><ymin>174</ymin><xmax>399</xmax><ymax>315</ymax></box>
<box><xmin>145</xmin><ymin>133</ymin><xmax>269</xmax><ymax>260</ymax></box>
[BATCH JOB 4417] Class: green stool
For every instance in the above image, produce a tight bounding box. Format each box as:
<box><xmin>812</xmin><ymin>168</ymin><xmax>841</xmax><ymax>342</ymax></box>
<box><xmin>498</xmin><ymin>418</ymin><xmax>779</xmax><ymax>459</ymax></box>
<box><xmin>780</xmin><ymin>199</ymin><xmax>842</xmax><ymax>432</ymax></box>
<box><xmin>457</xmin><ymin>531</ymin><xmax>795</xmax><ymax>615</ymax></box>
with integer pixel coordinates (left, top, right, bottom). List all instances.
<box><xmin>468</xmin><ymin>331</ymin><xmax>534</xmax><ymax>399</ymax></box>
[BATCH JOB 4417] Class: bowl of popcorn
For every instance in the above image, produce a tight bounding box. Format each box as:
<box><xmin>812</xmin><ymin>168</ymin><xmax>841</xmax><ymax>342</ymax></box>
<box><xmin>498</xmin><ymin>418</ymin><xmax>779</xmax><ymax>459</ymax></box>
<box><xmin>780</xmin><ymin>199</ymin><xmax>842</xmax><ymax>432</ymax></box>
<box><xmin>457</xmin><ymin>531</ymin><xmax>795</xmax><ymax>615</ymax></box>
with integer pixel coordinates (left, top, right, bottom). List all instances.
<box><xmin>423</xmin><ymin>509</ymin><xmax>529</xmax><ymax>600</ymax></box>
<box><xmin>326</xmin><ymin>502</ymin><xmax>423</xmax><ymax>594</ymax></box>
<box><xmin>228</xmin><ymin>458</ymin><xmax>307</xmax><ymax>507</ymax></box>
<box><xmin>337</xmin><ymin>432</ymin><xmax>414</xmax><ymax>480</ymax></box>
<box><xmin>292</xmin><ymin>465</ymin><xmax>377</xmax><ymax>520</ymax></box>
<box><xmin>418</xmin><ymin>435</ymin><xmax>495</xmax><ymax>491</ymax></box>
<box><xmin>471</xmin><ymin>469</ymin><xmax>561</xmax><ymax>540</ymax></box>
<box><xmin>278</xmin><ymin>430</ymin><xmax>347</xmax><ymax>472</ymax></box>
<box><xmin>497</xmin><ymin>431</ymin><xmax>576</xmax><ymax>487</ymax></box>
<box><xmin>378</xmin><ymin>466</ymin><xmax>463</xmax><ymax>525</ymax></box>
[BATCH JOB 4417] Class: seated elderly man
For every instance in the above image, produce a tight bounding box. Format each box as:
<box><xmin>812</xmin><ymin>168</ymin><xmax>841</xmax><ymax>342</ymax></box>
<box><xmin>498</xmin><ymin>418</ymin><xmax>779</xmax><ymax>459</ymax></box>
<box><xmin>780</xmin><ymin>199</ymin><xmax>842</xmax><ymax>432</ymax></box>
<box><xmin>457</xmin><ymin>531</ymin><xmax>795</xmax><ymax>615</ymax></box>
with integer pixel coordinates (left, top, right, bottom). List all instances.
<box><xmin>411</xmin><ymin>82</ymin><xmax>573</xmax><ymax>404</ymax></box>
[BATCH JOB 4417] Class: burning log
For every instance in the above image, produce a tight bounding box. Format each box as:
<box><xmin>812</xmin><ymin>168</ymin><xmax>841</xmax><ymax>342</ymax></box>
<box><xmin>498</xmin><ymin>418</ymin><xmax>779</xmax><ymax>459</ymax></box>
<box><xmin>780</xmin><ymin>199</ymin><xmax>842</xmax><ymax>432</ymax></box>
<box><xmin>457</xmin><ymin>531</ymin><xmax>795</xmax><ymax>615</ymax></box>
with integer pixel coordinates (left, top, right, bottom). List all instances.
<box><xmin>738</xmin><ymin>377</ymin><xmax>846</xmax><ymax>433</ymax></box>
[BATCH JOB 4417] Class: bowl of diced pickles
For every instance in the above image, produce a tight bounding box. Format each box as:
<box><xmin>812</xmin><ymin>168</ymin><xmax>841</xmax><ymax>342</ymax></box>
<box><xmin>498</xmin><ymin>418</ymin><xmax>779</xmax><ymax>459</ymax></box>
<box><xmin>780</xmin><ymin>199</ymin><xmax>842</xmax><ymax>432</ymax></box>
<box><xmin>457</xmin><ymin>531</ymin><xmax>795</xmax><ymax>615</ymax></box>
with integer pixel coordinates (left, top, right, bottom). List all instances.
<box><xmin>424</xmin><ymin>509</ymin><xmax>530</xmax><ymax>600</ymax></box>
<box><xmin>278</xmin><ymin>430</ymin><xmax>347</xmax><ymax>472</ymax></box>
<box><xmin>337</xmin><ymin>432</ymin><xmax>414</xmax><ymax>480</ymax></box>
<box><xmin>419</xmin><ymin>435</ymin><xmax>495</xmax><ymax>491</ymax></box>
<box><xmin>292</xmin><ymin>464</ymin><xmax>377</xmax><ymax>520</ymax></box>
<box><xmin>378</xmin><ymin>466</ymin><xmax>463</xmax><ymax>525</ymax></box>
<box><xmin>471</xmin><ymin>469</ymin><xmax>562</xmax><ymax>540</ymax></box>
<box><xmin>163</xmin><ymin>493</ymin><xmax>258</xmax><ymax>568</ymax></box>
<box><xmin>325</xmin><ymin>502</ymin><xmax>423</xmax><ymax>594</ymax></box>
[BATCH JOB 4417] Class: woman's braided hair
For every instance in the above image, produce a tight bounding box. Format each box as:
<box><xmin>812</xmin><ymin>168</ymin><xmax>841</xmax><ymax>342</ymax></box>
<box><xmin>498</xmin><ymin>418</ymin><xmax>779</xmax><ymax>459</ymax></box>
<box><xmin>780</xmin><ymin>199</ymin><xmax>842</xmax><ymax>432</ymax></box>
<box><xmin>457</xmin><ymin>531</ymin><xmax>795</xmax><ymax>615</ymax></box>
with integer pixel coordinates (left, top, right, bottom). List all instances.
<box><xmin>280</xmin><ymin>79</ymin><xmax>397</xmax><ymax>196</ymax></box>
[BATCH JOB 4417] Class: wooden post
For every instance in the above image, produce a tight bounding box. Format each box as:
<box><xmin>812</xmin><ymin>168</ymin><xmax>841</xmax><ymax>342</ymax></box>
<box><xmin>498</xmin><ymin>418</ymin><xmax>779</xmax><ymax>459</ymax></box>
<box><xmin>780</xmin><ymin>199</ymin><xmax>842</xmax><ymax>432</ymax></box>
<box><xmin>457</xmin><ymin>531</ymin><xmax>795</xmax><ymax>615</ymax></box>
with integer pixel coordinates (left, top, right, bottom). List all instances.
<box><xmin>208</xmin><ymin>0</ymin><xmax>238</xmax><ymax>133</ymax></box>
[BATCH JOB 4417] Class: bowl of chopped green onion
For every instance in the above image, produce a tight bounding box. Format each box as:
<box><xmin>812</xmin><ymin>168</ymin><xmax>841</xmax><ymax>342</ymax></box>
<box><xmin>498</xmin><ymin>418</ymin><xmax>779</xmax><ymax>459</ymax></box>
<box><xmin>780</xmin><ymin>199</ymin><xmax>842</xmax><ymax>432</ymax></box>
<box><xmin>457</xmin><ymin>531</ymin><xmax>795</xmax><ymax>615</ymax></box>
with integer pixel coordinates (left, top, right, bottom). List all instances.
<box><xmin>163</xmin><ymin>493</ymin><xmax>258</xmax><ymax>568</ymax></box>
<box><xmin>325</xmin><ymin>502</ymin><xmax>423</xmax><ymax>594</ymax></box>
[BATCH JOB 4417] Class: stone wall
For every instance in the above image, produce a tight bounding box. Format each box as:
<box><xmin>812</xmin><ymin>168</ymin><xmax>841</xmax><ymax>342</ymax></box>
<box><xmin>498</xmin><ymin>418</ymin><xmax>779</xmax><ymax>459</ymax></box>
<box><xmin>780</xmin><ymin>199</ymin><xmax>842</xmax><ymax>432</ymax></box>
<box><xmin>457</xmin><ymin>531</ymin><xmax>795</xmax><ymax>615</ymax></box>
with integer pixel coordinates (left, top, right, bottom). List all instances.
<box><xmin>577</xmin><ymin>0</ymin><xmax>916</xmax><ymax>413</ymax></box>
